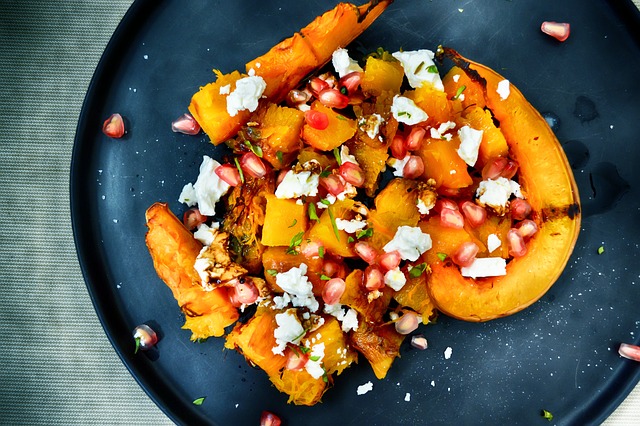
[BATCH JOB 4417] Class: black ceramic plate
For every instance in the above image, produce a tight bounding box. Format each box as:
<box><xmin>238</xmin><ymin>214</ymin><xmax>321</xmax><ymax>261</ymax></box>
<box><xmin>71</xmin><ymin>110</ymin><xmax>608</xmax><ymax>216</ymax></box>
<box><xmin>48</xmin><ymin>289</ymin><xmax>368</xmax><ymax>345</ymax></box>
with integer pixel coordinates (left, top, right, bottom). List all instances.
<box><xmin>71</xmin><ymin>1</ymin><xmax>640</xmax><ymax>424</ymax></box>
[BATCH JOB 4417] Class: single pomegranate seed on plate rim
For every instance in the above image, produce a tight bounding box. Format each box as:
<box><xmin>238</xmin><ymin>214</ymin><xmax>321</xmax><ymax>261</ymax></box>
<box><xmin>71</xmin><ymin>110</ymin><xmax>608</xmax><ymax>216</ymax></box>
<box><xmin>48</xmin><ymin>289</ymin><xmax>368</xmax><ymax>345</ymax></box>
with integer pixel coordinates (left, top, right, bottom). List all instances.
<box><xmin>395</xmin><ymin>311</ymin><xmax>419</xmax><ymax>335</ymax></box>
<box><xmin>541</xmin><ymin>21</ymin><xmax>571</xmax><ymax>42</ymax></box>
<box><xmin>171</xmin><ymin>113</ymin><xmax>201</xmax><ymax>135</ymax></box>
<box><xmin>102</xmin><ymin>113</ymin><xmax>125</xmax><ymax>138</ymax></box>
<box><xmin>619</xmin><ymin>343</ymin><xmax>640</xmax><ymax>362</ymax></box>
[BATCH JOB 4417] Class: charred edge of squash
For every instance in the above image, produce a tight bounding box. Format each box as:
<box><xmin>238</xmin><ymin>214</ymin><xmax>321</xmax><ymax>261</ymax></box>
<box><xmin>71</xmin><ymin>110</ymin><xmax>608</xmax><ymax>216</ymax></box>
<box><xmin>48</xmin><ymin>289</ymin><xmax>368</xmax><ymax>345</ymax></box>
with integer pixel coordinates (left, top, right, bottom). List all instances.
<box><xmin>541</xmin><ymin>203</ymin><xmax>581</xmax><ymax>222</ymax></box>
<box><xmin>181</xmin><ymin>304</ymin><xmax>203</xmax><ymax>318</ymax></box>
<box><xmin>436</xmin><ymin>46</ymin><xmax>487</xmax><ymax>91</ymax></box>
<box><xmin>357</xmin><ymin>0</ymin><xmax>390</xmax><ymax>23</ymax></box>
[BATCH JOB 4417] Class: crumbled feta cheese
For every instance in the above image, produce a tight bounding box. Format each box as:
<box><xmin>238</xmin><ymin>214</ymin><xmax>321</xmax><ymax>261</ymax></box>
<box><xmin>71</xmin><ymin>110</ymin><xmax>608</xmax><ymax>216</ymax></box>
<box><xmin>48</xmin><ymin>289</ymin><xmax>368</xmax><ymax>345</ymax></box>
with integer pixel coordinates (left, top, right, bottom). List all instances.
<box><xmin>429</xmin><ymin>121</ymin><xmax>456</xmax><ymax>140</ymax></box>
<box><xmin>247</xmin><ymin>68</ymin><xmax>256</xmax><ymax>76</ymax></box>
<box><xmin>404</xmin><ymin>393</ymin><xmax>411</xmax><ymax>402</ymax></box>
<box><xmin>487</xmin><ymin>234</ymin><xmax>501</xmax><ymax>253</ymax></box>
<box><xmin>331</xmin><ymin>48</ymin><xmax>363</xmax><ymax>77</ymax></box>
<box><xmin>272</xmin><ymin>310</ymin><xmax>305</xmax><ymax>355</ymax></box>
<box><xmin>226</xmin><ymin>75</ymin><xmax>267</xmax><ymax>117</ymax></box>
<box><xmin>219</xmin><ymin>84</ymin><xmax>231</xmax><ymax>95</ymax></box>
<box><xmin>275</xmin><ymin>264</ymin><xmax>319</xmax><ymax>312</ymax></box>
<box><xmin>391</xmin><ymin>95</ymin><xmax>429</xmax><ymax>125</ymax></box>
<box><xmin>335</xmin><ymin>218</ymin><xmax>367</xmax><ymax>234</ymax></box>
<box><xmin>392</xmin><ymin>49</ymin><xmax>444</xmax><ymax>91</ymax></box>
<box><xmin>275</xmin><ymin>169</ymin><xmax>320</xmax><ymax>199</ymax></box>
<box><xmin>453</xmin><ymin>74</ymin><xmax>460</xmax><ymax>83</ymax></box>
<box><xmin>388</xmin><ymin>155</ymin><xmax>410</xmax><ymax>177</ymax></box>
<box><xmin>193</xmin><ymin>223</ymin><xmax>220</xmax><ymax>246</ymax></box>
<box><xmin>460</xmin><ymin>257</ymin><xmax>507</xmax><ymax>279</ymax></box>
<box><xmin>272</xmin><ymin>292</ymin><xmax>292</xmax><ymax>310</ymax></box>
<box><xmin>305</xmin><ymin>343</ymin><xmax>326</xmax><ymax>379</ymax></box>
<box><xmin>179</xmin><ymin>156</ymin><xmax>230</xmax><ymax>216</ymax></box>
<box><xmin>323</xmin><ymin>304</ymin><xmax>358</xmax><ymax>332</ymax></box>
<box><xmin>497</xmin><ymin>79</ymin><xmax>510</xmax><ymax>100</ymax></box>
<box><xmin>383</xmin><ymin>226</ymin><xmax>432</xmax><ymax>261</ymax></box>
<box><xmin>357</xmin><ymin>381</ymin><xmax>373</xmax><ymax>395</ymax></box>
<box><xmin>384</xmin><ymin>267</ymin><xmax>407</xmax><ymax>291</ymax></box>
<box><xmin>457</xmin><ymin>125</ymin><xmax>483</xmax><ymax>167</ymax></box>
<box><xmin>444</xmin><ymin>346</ymin><xmax>453</xmax><ymax>359</ymax></box>
<box><xmin>416</xmin><ymin>198</ymin><xmax>431</xmax><ymax>215</ymax></box>
<box><xmin>476</xmin><ymin>177</ymin><xmax>522</xmax><ymax>211</ymax></box>
<box><xmin>359</xmin><ymin>113</ymin><xmax>384</xmax><ymax>139</ymax></box>
<box><xmin>340</xmin><ymin>145</ymin><xmax>358</xmax><ymax>165</ymax></box>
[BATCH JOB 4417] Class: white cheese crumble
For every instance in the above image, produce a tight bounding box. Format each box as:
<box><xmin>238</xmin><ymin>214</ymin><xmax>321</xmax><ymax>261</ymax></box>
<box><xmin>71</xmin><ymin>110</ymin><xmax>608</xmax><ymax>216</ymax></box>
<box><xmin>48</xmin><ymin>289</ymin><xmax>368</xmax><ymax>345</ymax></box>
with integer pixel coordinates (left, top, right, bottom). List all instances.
<box><xmin>383</xmin><ymin>226</ymin><xmax>432</xmax><ymax>261</ymax></box>
<box><xmin>444</xmin><ymin>346</ymin><xmax>453</xmax><ymax>359</ymax></box>
<box><xmin>391</xmin><ymin>49</ymin><xmax>444</xmax><ymax>91</ymax></box>
<box><xmin>226</xmin><ymin>75</ymin><xmax>267</xmax><ymax>117</ymax></box>
<box><xmin>357</xmin><ymin>381</ymin><xmax>374</xmax><ymax>395</ymax></box>
<box><xmin>324</xmin><ymin>304</ymin><xmax>359</xmax><ymax>332</ymax></box>
<box><xmin>460</xmin><ymin>257</ymin><xmax>507</xmax><ymax>279</ymax></box>
<box><xmin>335</xmin><ymin>218</ymin><xmax>367</xmax><ymax>234</ymax></box>
<box><xmin>487</xmin><ymin>233</ymin><xmax>502</xmax><ymax>253</ymax></box>
<box><xmin>272</xmin><ymin>310</ymin><xmax>305</xmax><ymax>355</ymax></box>
<box><xmin>340</xmin><ymin>145</ymin><xmax>358</xmax><ymax>165</ymax></box>
<box><xmin>457</xmin><ymin>125</ymin><xmax>484</xmax><ymax>167</ymax></box>
<box><xmin>453</xmin><ymin>74</ymin><xmax>460</xmax><ymax>83</ymax></box>
<box><xmin>497</xmin><ymin>79</ymin><xmax>510</xmax><ymax>100</ymax></box>
<box><xmin>275</xmin><ymin>169</ymin><xmax>320</xmax><ymax>199</ymax></box>
<box><xmin>359</xmin><ymin>113</ymin><xmax>384</xmax><ymax>139</ymax></box>
<box><xmin>331</xmin><ymin>48</ymin><xmax>363</xmax><ymax>78</ymax></box>
<box><xmin>429</xmin><ymin>121</ymin><xmax>456</xmax><ymax>140</ymax></box>
<box><xmin>404</xmin><ymin>393</ymin><xmax>411</xmax><ymax>402</ymax></box>
<box><xmin>275</xmin><ymin>264</ymin><xmax>319</xmax><ymax>312</ymax></box>
<box><xmin>305</xmin><ymin>343</ymin><xmax>326</xmax><ymax>379</ymax></box>
<box><xmin>384</xmin><ymin>267</ymin><xmax>407</xmax><ymax>291</ymax></box>
<box><xmin>193</xmin><ymin>222</ymin><xmax>220</xmax><ymax>246</ymax></box>
<box><xmin>476</xmin><ymin>177</ymin><xmax>523</xmax><ymax>210</ymax></box>
<box><xmin>388</xmin><ymin>155</ymin><xmax>410</xmax><ymax>177</ymax></box>
<box><xmin>391</xmin><ymin>95</ymin><xmax>429</xmax><ymax>125</ymax></box>
<box><xmin>178</xmin><ymin>155</ymin><xmax>230</xmax><ymax>216</ymax></box>
<box><xmin>416</xmin><ymin>198</ymin><xmax>431</xmax><ymax>215</ymax></box>
<box><xmin>219</xmin><ymin>84</ymin><xmax>231</xmax><ymax>95</ymax></box>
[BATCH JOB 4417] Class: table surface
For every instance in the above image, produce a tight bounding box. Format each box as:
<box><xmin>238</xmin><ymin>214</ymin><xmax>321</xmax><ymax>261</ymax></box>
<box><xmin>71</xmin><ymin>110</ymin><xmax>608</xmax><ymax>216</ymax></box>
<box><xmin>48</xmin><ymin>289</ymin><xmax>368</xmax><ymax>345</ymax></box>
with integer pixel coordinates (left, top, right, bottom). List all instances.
<box><xmin>0</xmin><ymin>1</ymin><xmax>638</xmax><ymax>425</ymax></box>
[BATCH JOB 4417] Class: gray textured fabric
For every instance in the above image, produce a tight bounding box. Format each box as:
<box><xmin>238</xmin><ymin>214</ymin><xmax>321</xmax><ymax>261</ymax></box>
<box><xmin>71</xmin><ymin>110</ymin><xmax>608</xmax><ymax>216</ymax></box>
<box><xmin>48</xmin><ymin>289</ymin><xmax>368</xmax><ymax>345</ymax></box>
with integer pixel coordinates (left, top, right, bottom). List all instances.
<box><xmin>0</xmin><ymin>1</ymin><xmax>638</xmax><ymax>425</ymax></box>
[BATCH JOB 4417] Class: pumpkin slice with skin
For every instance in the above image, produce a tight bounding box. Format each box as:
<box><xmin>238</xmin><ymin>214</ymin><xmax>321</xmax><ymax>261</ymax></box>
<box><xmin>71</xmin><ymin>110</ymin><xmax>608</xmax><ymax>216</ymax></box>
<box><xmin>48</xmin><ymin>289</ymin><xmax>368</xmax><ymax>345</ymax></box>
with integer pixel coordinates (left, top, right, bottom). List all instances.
<box><xmin>424</xmin><ymin>48</ymin><xmax>581</xmax><ymax>322</ymax></box>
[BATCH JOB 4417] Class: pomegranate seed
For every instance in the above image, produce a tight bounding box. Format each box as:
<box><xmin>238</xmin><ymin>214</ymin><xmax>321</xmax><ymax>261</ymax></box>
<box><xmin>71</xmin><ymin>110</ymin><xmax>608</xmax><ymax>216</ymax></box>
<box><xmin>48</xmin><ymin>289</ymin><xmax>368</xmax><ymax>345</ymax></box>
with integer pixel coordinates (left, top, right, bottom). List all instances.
<box><xmin>404</xmin><ymin>127</ymin><xmax>426</xmax><ymax>151</ymax></box>
<box><xmin>410</xmin><ymin>335</ymin><xmax>428</xmax><ymax>350</ymax></box>
<box><xmin>440</xmin><ymin>208</ymin><xmax>465</xmax><ymax>229</ymax></box>
<box><xmin>308</xmin><ymin>77</ymin><xmax>329</xmax><ymax>95</ymax></box>
<box><xmin>507</xmin><ymin>228</ymin><xmax>527</xmax><ymax>257</ymax></box>
<box><xmin>338</xmin><ymin>162</ymin><xmax>365</xmax><ymax>187</ymax></box>
<box><xmin>300</xmin><ymin>239</ymin><xmax>322</xmax><ymax>258</ymax></box>
<box><xmin>215</xmin><ymin>164</ymin><xmax>242</xmax><ymax>186</ymax></box>
<box><xmin>434</xmin><ymin>199</ymin><xmax>458</xmax><ymax>213</ymax></box>
<box><xmin>402</xmin><ymin>155</ymin><xmax>425</xmax><ymax>179</ymax></box>
<box><xmin>322</xmin><ymin>259</ymin><xmax>341</xmax><ymax>278</ymax></box>
<box><xmin>482</xmin><ymin>157</ymin><xmax>508</xmax><ymax>180</ymax></box>
<box><xmin>320</xmin><ymin>174</ymin><xmax>346</xmax><ymax>196</ymax></box>
<box><xmin>260</xmin><ymin>410</ymin><xmax>283</xmax><ymax>426</ymax></box>
<box><xmin>304</xmin><ymin>109</ymin><xmax>329</xmax><ymax>130</ymax></box>
<box><xmin>276</xmin><ymin>169</ymin><xmax>288</xmax><ymax>186</ymax></box>
<box><xmin>619</xmin><ymin>343</ymin><xmax>640</xmax><ymax>362</ymax></box>
<box><xmin>460</xmin><ymin>201</ymin><xmax>487</xmax><ymax>228</ymax></box>
<box><xmin>452</xmin><ymin>242</ymin><xmax>479</xmax><ymax>267</ymax></box>
<box><xmin>286</xmin><ymin>89</ymin><xmax>310</xmax><ymax>106</ymax></box>
<box><xmin>317</xmin><ymin>88</ymin><xmax>350</xmax><ymax>109</ymax></box>
<box><xmin>182</xmin><ymin>207</ymin><xmax>208</xmax><ymax>231</ymax></box>
<box><xmin>516</xmin><ymin>219</ymin><xmax>538</xmax><ymax>239</ymax></box>
<box><xmin>501</xmin><ymin>159</ymin><xmax>519</xmax><ymax>179</ymax></box>
<box><xmin>510</xmin><ymin>198</ymin><xmax>532</xmax><ymax>220</ymax></box>
<box><xmin>171</xmin><ymin>113</ymin><xmax>200</xmax><ymax>135</ymax></box>
<box><xmin>354</xmin><ymin>241</ymin><xmax>378</xmax><ymax>264</ymax></box>
<box><xmin>102</xmin><ymin>113</ymin><xmax>125</xmax><ymax>138</ymax></box>
<box><xmin>390</xmin><ymin>134</ymin><xmax>407</xmax><ymax>159</ymax></box>
<box><xmin>395</xmin><ymin>311</ymin><xmax>419</xmax><ymax>335</ymax></box>
<box><xmin>229</xmin><ymin>279</ymin><xmax>259</xmax><ymax>305</ymax></box>
<box><xmin>323</xmin><ymin>278</ymin><xmax>346</xmax><ymax>305</ymax></box>
<box><xmin>364</xmin><ymin>264</ymin><xmax>385</xmax><ymax>291</ymax></box>
<box><xmin>239</xmin><ymin>152</ymin><xmax>267</xmax><ymax>179</ymax></box>
<box><xmin>541</xmin><ymin>21</ymin><xmax>570</xmax><ymax>42</ymax></box>
<box><xmin>339</xmin><ymin>71</ymin><xmax>362</xmax><ymax>95</ymax></box>
<box><xmin>132</xmin><ymin>324</ymin><xmax>158</xmax><ymax>352</ymax></box>
<box><xmin>378</xmin><ymin>250</ymin><xmax>402</xmax><ymax>271</ymax></box>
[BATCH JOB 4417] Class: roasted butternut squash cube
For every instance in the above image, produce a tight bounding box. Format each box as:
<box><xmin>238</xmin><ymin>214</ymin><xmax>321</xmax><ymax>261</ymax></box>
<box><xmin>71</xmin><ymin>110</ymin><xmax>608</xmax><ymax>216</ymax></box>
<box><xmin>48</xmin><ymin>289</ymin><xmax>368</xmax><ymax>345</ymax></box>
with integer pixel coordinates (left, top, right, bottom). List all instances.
<box><xmin>465</xmin><ymin>213</ymin><xmax>511</xmax><ymax>259</ymax></box>
<box><xmin>261</xmin><ymin>195</ymin><xmax>308</xmax><ymax>247</ymax></box>
<box><xmin>350</xmin><ymin>322</ymin><xmax>405</xmax><ymax>379</ymax></box>
<box><xmin>393</xmin><ymin>271</ymin><xmax>436</xmax><ymax>324</ymax></box>
<box><xmin>406</xmin><ymin>85</ymin><xmax>452</xmax><ymax>126</ymax></box>
<box><xmin>301</xmin><ymin>317</ymin><xmax>358</xmax><ymax>376</ymax></box>
<box><xmin>307</xmin><ymin>199</ymin><xmax>356</xmax><ymax>258</ymax></box>
<box><xmin>417</xmin><ymin>137</ymin><xmax>473</xmax><ymax>189</ymax></box>
<box><xmin>361</xmin><ymin>55</ymin><xmax>404</xmax><ymax>96</ymax></box>
<box><xmin>261</xmin><ymin>246</ymin><xmax>326</xmax><ymax>296</ymax></box>
<box><xmin>302</xmin><ymin>102</ymin><xmax>357</xmax><ymax>151</ymax></box>
<box><xmin>346</xmin><ymin>139</ymin><xmax>389</xmax><ymax>197</ymax></box>
<box><xmin>255</xmin><ymin>103</ymin><xmax>305</xmax><ymax>169</ymax></box>
<box><xmin>442</xmin><ymin>65</ymin><xmax>486</xmax><ymax>110</ymax></box>
<box><xmin>340</xmin><ymin>270</ymin><xmax>392</xmax><ymax>324</ymax></box>
<box><xmin>459</xmin><ymin>106</ymin><xmax>509</xmax><ymax>168</ymax></box>
<box><xmin>419</xmin><ymin>215</ymin><xmax>479</xmax><ymax>265</ymax></box>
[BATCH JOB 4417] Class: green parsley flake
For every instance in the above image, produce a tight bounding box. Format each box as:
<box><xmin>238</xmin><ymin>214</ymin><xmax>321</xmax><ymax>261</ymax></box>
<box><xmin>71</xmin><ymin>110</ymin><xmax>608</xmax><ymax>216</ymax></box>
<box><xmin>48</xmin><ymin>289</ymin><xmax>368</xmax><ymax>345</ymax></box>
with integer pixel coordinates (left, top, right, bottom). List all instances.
<box><xmin>409</xmin><ymin>263</ymin><xmax>427</xmax><ymax>278</ymax></box>
<box><xmin>288</xmin><ymin>219</ymin><xmax>298</xmax><ymax>228</ymax></box>
<box><xmin>287</xmin><ymin>231</ymin><xmax>304</xmax><ymax>254</ymax></box>
<box><xmin>276</xmin><ymin>151</ymin><xmax>283</xmax><ymax>163</ymax></box>
<box><xmin>134</xmin><ymin>336</ymin><xmax>141</xmax><ymax>354</ymax></box>
<box><xmin>193</xmin><ymin>397</ymin><xmax>206</xmax><ymax>406</ymax></box>
<box><xmin>427</xmin><ymin>64</ymin><xmax>438</xmax><ymax>73</ymax></box>
<box><xmin>437</xmin><ymin>252</ymin><xmax>447</xmax><ymax>261</ymax></box>
<box><xmin>309</xmin><ymin>355</ymin><xmax>321</xmax><ymax>362</ymax></box>
<box><xmin>452</xmin><ymin>85</ymin><xmax>466</xmax><ymax>100</ymax></box>
<box><xmin>320</xmin><ymin>274</ymin><xmax>331</xmax><ymax>281</ymax></box>
<box><xmin>233</xmin><ymin>157</ymin><xmax>245</xmax><ymax>183</ymax></box>
<box><xmin>320</xmin><ymin>198</ymin><xmax>331</xmax><ymax>206</ymax></box>
<box><xmin>597</xmin><ymin>245</ymin><xmax>605</xmax><ymax>255</ymax></box>
<box><xmin>318</xmin><ymin>246</ymin><xmax>325</xmax><ymax>259</ymax></box>
<box><xmin>347</xmin><ymin>236</ymin><xmax>355</xmax><ymax>243</ymax></box>
<box><xmin>333</xmin><ymin>147</ymin><xmax>342</xmax><ymax>166</ymax></box>
<box><xmin>244</xmin><ymin>140</ymin><xmax>263</xmax><ymax>157</ymax></box>
<box><xmin>328</xmin><ymin>208</ymin><xmax>340</xmax><ymax>242</ymax></box>
<box><xmin>356</xmin><ymin>228</ymin><xmax>373</xmax><ymax>239</ymax></box>
<box><xmin>541</xmin><ymin>410</ymin><xmax>553</xmax><ymax>421</ymax></box>
<box><xmin>266</xmin><ymin>269</ymin><xmax>278</xmax><ymax>276</ymax></box>
<box><xmin>308</xmin><ymin>203</ymin><xmax>320</xmax><ymax>222</ymax></box>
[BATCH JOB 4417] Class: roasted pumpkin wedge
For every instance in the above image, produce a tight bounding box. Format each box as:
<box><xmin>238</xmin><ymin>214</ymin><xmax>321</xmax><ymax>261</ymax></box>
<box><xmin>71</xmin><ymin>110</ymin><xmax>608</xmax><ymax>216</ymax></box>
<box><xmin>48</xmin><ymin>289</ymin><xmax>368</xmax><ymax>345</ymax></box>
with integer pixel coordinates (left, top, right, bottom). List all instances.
<box><xmin>423</xmin><ymin>49</ymin><xmax>581</xmax><ymax>322</ymax></box>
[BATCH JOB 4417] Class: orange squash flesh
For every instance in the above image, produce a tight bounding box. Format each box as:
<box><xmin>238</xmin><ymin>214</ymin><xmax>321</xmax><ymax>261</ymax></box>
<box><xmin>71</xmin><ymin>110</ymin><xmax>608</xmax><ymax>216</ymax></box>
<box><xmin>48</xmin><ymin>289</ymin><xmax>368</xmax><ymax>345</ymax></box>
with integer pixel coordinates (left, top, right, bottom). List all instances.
<box><xmin>425</xmin><ymin>49</ymin><xmax>581</xmax><ymax>322</ymax></box>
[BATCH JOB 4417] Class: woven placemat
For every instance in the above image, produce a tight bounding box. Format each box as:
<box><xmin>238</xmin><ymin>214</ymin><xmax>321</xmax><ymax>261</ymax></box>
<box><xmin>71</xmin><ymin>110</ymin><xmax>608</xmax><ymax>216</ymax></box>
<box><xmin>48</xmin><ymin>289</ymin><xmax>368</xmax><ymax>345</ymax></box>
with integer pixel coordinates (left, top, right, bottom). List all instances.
<box><xmin>0</xmin><ymin>1</ymin><xmax>637</xmax><ymax>425</ymax></box>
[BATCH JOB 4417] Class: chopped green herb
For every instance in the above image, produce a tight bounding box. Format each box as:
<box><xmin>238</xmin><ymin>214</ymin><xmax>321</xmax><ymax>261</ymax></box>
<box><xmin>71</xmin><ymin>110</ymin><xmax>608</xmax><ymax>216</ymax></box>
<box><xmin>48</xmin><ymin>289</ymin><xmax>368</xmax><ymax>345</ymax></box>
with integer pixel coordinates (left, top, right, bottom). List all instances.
<box><xmin>320</xmin><ymin>198</ymin><xmax>331</xmax><ymax>206</ymax></box>
<box><xmin>452</xmin><ymin>85</ymin><xmax>466</xmax><ymax>100</ymax></box>
<box><xmin>541</xmin><ymin>410</ymin><xmax>553</xmax><ymax>421</ymax></box>
<box><xmin>319</xmin><ymin>167</ymin><xmax>331</xmax><ymax>178</ymax></box>
<box><xmin>193</xmin><ymin>397</ymin><xmax>206</xmax><ymax>406</ymax></box>
<box><xmin>427</xmin><ymin>64</ymin><xmax>438</xmax><ymax>73</ymax></box>
<box><xmin>414</xmin><ymin>61</ymin><xmax>425</xmax><ymax>74</ymax></box>
<box><xmin>320</xmin><ymin>274</ymin><xmax>331</xmax><ymax>281</ymax></box>
<box><xmin>318</xmin><ymin>245</ymin><xmax>325</xmax><ymax>259</ymax></box>
<box><xmin>266</xmin><ymin>269</ymin><xmax>278</xmax><ymax>276</ymax></box>
<box><xmin>233</xmin><ymin>157</ymin><xmax>245</xmax><ymax>183</ymax></box>
<box><xmin>300</xmin><ymin>346</ymin><xmax>311</xmax><ymax>354</ymax></box>
<box><xmin>276</xmin><ymin>150</ymin><xmax>284</xmax><ymax>163</ymax></box>
<box><xmin>244</xmin><ymin>140</ymin><xmax>263</xmax><ymax>157</ymax></box>
<box><xmin>308</xmin><ymin>203</ymin><xmax>320</xmax><ymax>222</ymax></box>
<box><xmin>409</xmin><ymin>263</ymin><xmax>428</xmax><ymax>278</ymax></box>
<box><xmin>437</xmin><ymin>252</ymin><xmax>448</xmax><ymax>261</ymax></box>
<box><xmin>339</xmin><ymin>86</ymin><xmax>348</xmax><ymax>95</ymax></box>
<box><xmin>288</xmin><ymin>219</ymin><xmax>298</xmax><ymax>228</ymax></box>
<box><xmin>333</xmin><ymin>147</ymin><xmax>342</xmax><ymax>166</ymax></box>
<box><xmin>292</xmin><ymin>327</ymin><xmax>308</xmax><ymax>342</ymax></box>
<box><xmin>335</xmin><ymin>114</ymin><xmax>347</xmax><ymax>121</ymax></box>
<box><xmin>356</xmin><ymin>228</ymin><xmax>373</xmax><ymax>239</ymax></box>
<box><xmin>322</xmin><ymin>367</ymin><xmax>329</xmax><ymax>383</ymax></box>
<box><xmin>397</xmin><ymin>111</ymin><xmax>412</xmax><ymax>119</ymax></box>
<box><xmin>327</xmin><ymin>208</ymin><xmax>340</xmax><ymax>242</ymax></box>
<box><xmin>286</xmin><ymin>231</ymin><xmax>304</xmax><ymax>254</ymax></box>
<box><xmin>347</xmin><ymin>236</ymin><xmax>355</xmax><ymax>243</ymax></box>
<box><xmin>597</xmin><ymin>245</ymin><xmax>605</xmax><ymax>255</ymax></box>
<box><xmin>309</xmin><ymin>355</ymin><xmax>321</xmax><ymax>362</ymax></box>
<box><xmin>134</xmin><ymin>337</ymin><xmax>140</xmax><ymax>354</ymax></box>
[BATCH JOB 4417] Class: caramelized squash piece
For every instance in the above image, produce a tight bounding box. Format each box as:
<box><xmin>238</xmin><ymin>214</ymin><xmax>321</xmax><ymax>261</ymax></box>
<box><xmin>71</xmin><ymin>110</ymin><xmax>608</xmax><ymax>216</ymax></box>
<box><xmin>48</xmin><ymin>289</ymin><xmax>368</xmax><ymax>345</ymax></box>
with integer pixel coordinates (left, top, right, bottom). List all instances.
<box><xmin>458</xmin><ymin>105</ymin><xmax>509</xmax><ymax>168</ymax></box>
<box><xmin>350</xmin><ymin>322</ymin><xmax>405</xmax><ymax>379</ymax></box>
<box><xmin>261</xmin><ymin>246</ymin><xmax>326</xmax><ymax>296</ymax></box>
<box><xmin>393</xmin><ymin>271</ymin><xmax>437</xmax><ymax>324</ymax></box>
<box><xmin>361</xmin><ymin>55</ymin><xmax>404</xmax><ymax>96</ymax></box>
<box><xmin>367</xmin><ymin>179</ymin><xmax>420</xmax><ymax>250</ymax></box>
<box><xmin>302</xmin><ymin>101</ymin><xmax>357</xmax><ymax>151</ymax></box>
<box><xmin>416</xmin><ymin>137</ymin><xmax>473</xmax><ymax>189</ymax></box>
<box><xmin>340</xmin><ymin>270</ymin><xmax>392</xmax><ymax>323</ymax></box>
<box><xmin>261</xmin><ymin>195</ymin><xmax>308</xmax><ymax>247</ymax></box>
<box><xmin>307</xmin><ymin>199</ymin><xmax>356</xmax><ymax>257</ymax></box>
<box><xmin>406</xmin><ymin>85</ymin><xmax>452</xmax><ymax>126</ymax></box>
<box><xmin>253</xmin><ymin>103</ymin><xmax>305</xmax><ymax>169</ymax></box>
